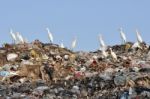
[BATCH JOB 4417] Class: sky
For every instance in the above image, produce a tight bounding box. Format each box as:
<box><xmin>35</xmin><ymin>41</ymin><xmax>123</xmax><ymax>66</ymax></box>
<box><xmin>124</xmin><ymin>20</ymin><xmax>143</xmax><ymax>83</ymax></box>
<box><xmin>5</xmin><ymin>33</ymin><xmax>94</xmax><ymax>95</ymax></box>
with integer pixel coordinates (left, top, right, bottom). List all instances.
<box><xmin>0</xmin><ymin>0</ymin><xmax>150</xmax><ymax>51</ymax></box>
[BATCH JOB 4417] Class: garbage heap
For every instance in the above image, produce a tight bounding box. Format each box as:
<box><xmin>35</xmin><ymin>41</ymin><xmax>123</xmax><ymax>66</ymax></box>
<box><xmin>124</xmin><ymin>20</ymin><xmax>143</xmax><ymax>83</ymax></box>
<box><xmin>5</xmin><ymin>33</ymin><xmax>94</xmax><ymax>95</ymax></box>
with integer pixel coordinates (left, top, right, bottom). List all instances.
<box><xmin>0</xmin><ymin>40</ymin><xmax>149</xmax><ymax>99</ymax></box>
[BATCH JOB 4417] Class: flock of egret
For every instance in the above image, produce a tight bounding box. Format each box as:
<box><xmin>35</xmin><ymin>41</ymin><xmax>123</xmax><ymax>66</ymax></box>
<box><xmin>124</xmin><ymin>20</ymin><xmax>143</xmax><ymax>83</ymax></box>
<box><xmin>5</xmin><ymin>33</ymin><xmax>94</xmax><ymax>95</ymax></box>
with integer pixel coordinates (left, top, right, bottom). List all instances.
<box><xmin>98</xmin><ymin>28</ymin><xmax>144</xmax><ymax>60</ymax></box>
<box><xmin>9</xmin><ymin>28</ymin><xmax>144</xmax><ymax>55</ymax></box>
<box><xmin>10</xmin><ymin>29</ymin><xmax>25</xmax><ymax>44</ymax></box>
<box><xmin>9</xmin><ymin>28</ymin><xmax>77</xmax><ymax>50</ymax></box>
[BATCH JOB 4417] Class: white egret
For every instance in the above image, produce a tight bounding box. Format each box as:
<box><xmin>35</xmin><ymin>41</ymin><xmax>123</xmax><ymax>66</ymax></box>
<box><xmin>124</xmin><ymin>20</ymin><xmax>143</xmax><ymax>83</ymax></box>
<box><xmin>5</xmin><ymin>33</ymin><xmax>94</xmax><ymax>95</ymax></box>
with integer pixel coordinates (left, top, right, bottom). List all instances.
<box><xmin>46</xmin><ymin>28</ymin><xmax>53</xmax><ymax>43</ymax></box>
<box><xmin>19</xmin><ymin>34</ymin><xmax>24</xmax><ymax>43</ymax></box>
<box><xmin>71</xmin><ymin>37</ymin><xmax>77</xmax><ymax>50</ymax></box>
<box><xmin>16</xmin><ymin>32</ymin><xmax>24</xmax><ymax>43</ymax></box>
<box><xmin>102</xmin><ymin>49</ymin><xmax>108</xmax><ymax>58</ymax></box>
<box><xmin>16</xmin><ymin>32</ymin><xmax>20</xmax><ymax>43</ymax></box>
<box><xmin>99</xmin><ymin>34</ymin><xmax>106</xmax><ymax>48</ymax></box>
<box><xmin>119</xmin><ymin>27</ymin><xmax>127</xmax><ymax>44</ymax></box>
<box><xmin>109</xmin><ymin>48</ymin><xmax>117</xmax><ymax>61</ymax></box>
<box><xmin>10</xmin><ymin>29</ymin><xmax>17</xmax><ymax>44</ymax></box>
<box><xmin>136</xmin><ymin>29</ymin><xmax>143</xmax><ymax>43</ymax></box>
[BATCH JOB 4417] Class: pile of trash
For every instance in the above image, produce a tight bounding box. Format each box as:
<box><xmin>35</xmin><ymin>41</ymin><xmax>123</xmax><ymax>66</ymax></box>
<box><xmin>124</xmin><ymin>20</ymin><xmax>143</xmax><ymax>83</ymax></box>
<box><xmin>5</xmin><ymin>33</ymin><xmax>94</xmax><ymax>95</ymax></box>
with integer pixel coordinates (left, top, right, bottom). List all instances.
<box><xmin>0</xmin><ymin>40</ymin><xmax>149</xmax><ymax>99</ymax></box>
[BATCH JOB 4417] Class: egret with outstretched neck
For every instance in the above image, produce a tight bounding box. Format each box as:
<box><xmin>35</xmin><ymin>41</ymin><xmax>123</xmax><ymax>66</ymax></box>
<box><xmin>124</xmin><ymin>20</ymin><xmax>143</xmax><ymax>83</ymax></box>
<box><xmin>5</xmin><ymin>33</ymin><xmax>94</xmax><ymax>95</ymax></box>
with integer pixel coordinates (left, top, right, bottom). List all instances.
<box><xmin>16</xmin><ymin>32</ymin><xmax>24</xmax><ymax>44</ymax></box>
<box><xmin>71</xmin><ymin>37</ymin><xmax>77</xmax><ymax>50</ymax></box>
<box><xmin>119</xmin><ymin>27</ymin><xmax>127</xmax><ymax>44</ymax></box>
<box><xmin>46</xmin><ymin>28</ymin><xmax>53</xmax><ymax>43</ymax></box>
<box><xmin>10</xmin><ymin>29</ymin><xmax>17</xmax><ymax>44</ymax></box>
<box><xmin>136</xmin><ymin>29</ymin><xmax>143</xmax><ymax>43</ymax></box>
<box><xmin>98</xmin><ymin>34</ymin><xmax>107</xmax><ymax>51</ymax></box>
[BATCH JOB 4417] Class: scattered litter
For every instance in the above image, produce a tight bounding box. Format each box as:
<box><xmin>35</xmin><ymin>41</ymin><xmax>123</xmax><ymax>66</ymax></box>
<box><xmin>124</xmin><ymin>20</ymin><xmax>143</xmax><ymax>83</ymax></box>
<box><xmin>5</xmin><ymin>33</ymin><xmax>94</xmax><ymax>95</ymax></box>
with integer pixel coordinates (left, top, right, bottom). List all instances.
<box><xmin>0</xmin><ymin>40</ymin><xmax>149</xmax><ymax>98</ymax></box>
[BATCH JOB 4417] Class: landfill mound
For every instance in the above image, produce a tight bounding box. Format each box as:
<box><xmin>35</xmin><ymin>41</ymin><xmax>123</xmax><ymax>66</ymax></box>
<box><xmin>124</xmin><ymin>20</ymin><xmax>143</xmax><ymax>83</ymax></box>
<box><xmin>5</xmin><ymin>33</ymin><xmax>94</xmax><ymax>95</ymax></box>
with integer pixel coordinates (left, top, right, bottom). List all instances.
<box><xmin>0</xmin><ymin>40</ymin><xmax>149</xmax><ymax>99</ymax></box>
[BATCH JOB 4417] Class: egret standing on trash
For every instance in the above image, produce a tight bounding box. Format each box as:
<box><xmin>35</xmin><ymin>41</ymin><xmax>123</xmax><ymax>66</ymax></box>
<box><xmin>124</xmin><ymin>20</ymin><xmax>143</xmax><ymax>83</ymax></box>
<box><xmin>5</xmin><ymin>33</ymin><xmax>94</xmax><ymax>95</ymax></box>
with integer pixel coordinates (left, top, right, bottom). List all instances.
<box><xmin>109</xmin><ymin>48</ymin><xmax>117</xmax><ymax>61</ymax></box>
<box><xmin>136</xmin><ymin>29</ymin><xmax>143</xmax><ymax>43</ymax></box>
<box><xmin>98</xmin><ymin>34</ymin><xmax>107</xmax><ymax>50</ymax></box>
<box><xmin>16</xmin><ymin>32</ymin><xmax>24</xmax><ymax>44</ymax></box>
<box><xmin>132</xmin><ymin>29</ymin><xmax>143</xmax><ymax>49</ymax></box>
<box><xmin>102</xmin><ymin>49</ymin><xmax>108</xmax><ymax>58</ymax></box>
<box><xmin>71</xmin><ymin>37</ymin><xmax>77</xmax><ymax>50</ymax></box>
<box><xmin>46</xmin><ymin>28</ymin><xmax>53</xmax><ymax>43</ymax></box>
<box><xmin>10</xmin><ymin>29</ymin><xmax>17</xmax><ymax>44</ymax></box>
<box><xmin>119</xmin><ymin>27</ymin><xmax>127</xmax><ymax>44</ymax></box>
<box><xmin>98</xmin><ymin>34</ymin><xmax>108</xmax><ymax>58</ymax></box>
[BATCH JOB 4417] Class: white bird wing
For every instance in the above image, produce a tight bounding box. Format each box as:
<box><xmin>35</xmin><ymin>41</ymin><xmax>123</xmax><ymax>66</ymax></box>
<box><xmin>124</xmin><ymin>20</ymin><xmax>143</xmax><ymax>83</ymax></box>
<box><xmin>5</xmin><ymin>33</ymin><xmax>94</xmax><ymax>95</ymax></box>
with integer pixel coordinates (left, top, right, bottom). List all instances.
<box><xmin>46</xmin><ymin>28</ymin><xmax>53</xmax><ymax>43</ymax></box>
<box><xmin>136</xmin><ymin>30</ymin><xmax>143</xmax><ymax>43</ymax></box>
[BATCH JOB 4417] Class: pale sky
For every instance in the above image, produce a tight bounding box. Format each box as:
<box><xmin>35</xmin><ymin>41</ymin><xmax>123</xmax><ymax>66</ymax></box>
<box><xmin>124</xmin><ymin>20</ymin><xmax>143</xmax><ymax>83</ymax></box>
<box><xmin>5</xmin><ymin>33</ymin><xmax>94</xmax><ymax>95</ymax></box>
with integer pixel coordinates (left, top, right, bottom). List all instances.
<box><xmin>0</xmin><ymin>0</ymin><xmax>150</xmax><ymax>51</ymax></box>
